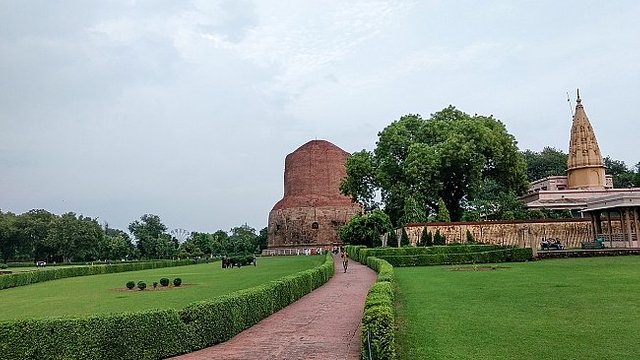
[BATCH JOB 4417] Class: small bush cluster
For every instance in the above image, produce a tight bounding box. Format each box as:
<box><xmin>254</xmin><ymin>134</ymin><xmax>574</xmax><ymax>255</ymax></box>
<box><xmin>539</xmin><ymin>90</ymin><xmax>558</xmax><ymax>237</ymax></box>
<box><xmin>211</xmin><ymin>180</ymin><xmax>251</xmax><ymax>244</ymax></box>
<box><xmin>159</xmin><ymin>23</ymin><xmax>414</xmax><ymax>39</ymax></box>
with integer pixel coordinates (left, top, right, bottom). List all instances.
<box><xmin>0</xmin><ymin>259</ymin><xmax>197</xmax><ymax>291</ymax></box>
<box><xmin>0</xmin><ymin>263</ymin><xmax>8</xmax><ymax>269</ymax></box>
<box><xmin>125</xmin><ymin>278</ymin><xmax>182</xmax><ymax>290</ymax></box>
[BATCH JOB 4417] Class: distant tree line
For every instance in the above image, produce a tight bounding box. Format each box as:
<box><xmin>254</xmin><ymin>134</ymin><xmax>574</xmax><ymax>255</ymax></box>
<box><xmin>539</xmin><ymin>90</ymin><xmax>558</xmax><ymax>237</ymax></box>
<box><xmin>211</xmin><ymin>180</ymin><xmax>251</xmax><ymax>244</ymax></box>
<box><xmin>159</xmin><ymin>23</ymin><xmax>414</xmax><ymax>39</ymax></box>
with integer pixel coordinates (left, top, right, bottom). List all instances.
<box><xmin>0</xmin><ymin>210</ymin><xmax>267</xmax><ymax>264</ymax></box>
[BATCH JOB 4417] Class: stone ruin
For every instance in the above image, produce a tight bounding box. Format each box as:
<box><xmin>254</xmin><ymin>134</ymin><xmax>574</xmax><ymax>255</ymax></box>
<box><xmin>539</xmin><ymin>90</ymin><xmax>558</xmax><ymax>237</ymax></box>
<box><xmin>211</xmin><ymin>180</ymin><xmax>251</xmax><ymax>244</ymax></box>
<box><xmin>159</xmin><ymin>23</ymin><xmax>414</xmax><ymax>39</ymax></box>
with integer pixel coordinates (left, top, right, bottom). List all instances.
<box><xmin>267</xmin><ymin>140</ymin><xmax>361</xmax><ymax>250</ymax></box>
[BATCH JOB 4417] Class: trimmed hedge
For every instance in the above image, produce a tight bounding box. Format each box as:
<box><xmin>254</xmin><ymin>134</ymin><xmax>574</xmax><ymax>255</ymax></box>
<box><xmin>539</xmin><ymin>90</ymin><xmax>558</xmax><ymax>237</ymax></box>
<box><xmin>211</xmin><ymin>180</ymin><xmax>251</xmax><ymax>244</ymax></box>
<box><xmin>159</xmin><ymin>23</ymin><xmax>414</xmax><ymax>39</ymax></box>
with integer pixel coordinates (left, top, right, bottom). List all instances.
<box><xmin>0</xmin><ymin>259</ymin><xmax>200</xmax><ymax>291</ymax></box>
<box><xmin>0</xmin><ymin>252</ymin><xmax>335</xmax><ymax>360</ymax></box>
<box><xmin>359</xmin><ymin>255</ymin><xmax>397</xmax><ymax>360</ymax></box>
<box><xmin>377</xmin><ymin>248</ymin><xmax>533</xmax><ymax>267</ymax></box>
<box><xmin>345</xmin><ymin>244</ymin><xmax>532</xmax><ymax>267</ymax></box>
<box><xmin>358</xmin><ymin>244</ymin><xmax>508</xmax><ymax>261</ymax></box>
<box><xmin>0</xmin><ymin>310</ymin><xmax>193</xmax><ymax>360</ymax></box>
<box><xmin>345</xmin><ymin>245</ymin><xmax>367</xmax><ymax>263</ymax></box>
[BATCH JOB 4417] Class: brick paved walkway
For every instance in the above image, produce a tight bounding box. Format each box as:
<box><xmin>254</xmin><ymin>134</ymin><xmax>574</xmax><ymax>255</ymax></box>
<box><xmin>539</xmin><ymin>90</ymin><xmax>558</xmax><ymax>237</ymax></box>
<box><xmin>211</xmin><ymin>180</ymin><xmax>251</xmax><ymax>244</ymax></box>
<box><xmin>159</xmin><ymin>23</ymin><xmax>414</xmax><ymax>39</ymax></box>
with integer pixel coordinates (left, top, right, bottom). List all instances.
<box><xmin>172</xmin><ymin>254</ymin><xmax>376</xmax><ymax>360</ymax></box>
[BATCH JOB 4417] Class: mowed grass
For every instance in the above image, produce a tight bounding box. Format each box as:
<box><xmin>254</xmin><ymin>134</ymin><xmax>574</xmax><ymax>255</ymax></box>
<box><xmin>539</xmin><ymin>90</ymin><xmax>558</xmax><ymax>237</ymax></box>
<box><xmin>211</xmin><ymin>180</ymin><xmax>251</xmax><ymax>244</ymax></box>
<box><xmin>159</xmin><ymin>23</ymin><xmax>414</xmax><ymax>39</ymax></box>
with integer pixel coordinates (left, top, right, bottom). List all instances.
<box><xmin>0</xmin><ymin>256</ymin><xmax>324</xmax><ymax>321</ymax></box>
<box><xmin>395</xmin><ymin>256</ymin><xmax>640</xmax><ymax>360</ymax></box>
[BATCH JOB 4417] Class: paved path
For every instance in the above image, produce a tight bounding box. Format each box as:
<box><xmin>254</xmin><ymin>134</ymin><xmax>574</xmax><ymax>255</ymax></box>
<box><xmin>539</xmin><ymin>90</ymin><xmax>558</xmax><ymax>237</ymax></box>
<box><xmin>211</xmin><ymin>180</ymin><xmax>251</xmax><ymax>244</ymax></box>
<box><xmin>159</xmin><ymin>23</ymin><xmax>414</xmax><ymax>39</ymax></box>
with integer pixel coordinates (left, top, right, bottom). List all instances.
<box><xmin>172</xmin><ymin>254</ymin><xmax>376</xmax><ymax>360</ymax></box>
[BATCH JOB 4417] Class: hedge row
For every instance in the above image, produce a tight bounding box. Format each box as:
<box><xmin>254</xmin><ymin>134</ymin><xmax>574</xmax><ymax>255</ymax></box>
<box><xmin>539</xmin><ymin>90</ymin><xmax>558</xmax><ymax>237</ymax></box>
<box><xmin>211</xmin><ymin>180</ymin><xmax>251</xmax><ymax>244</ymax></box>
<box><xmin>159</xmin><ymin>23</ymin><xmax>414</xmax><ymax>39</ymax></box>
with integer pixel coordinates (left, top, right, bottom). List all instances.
<box><xmin>377</xmin><ymin>248</ymin><xmax>533</xmax><ymax>267</ymax></box>
<box><xmin>0</xmin><ymin>252</ymin><xmax>334</xmax><ymax>360</ymax></box>
<box><xmin>358</xmin><ymin>244</ymin><xmax>509</xmax><ymax>261</ymax></box>
<box><xmin>0</xmin><ymin>259</ymin><xmax>201</xmax><ymax>290</ymax></box>
<box><xmin>345</xmin><ymin>246</ymin><xmax>397</xmax><ymax>360</ymax></box>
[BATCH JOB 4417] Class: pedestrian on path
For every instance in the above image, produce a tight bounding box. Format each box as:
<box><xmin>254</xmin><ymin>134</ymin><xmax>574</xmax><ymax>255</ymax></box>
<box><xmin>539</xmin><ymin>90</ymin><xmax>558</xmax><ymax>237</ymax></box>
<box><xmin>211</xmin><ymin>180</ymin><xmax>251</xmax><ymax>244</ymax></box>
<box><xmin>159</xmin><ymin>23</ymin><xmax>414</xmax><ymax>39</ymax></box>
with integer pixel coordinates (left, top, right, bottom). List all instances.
<box><xmin>341</xmin><ymin>251</ymin><xmax>349</xmax><ymax>273</ymax></box>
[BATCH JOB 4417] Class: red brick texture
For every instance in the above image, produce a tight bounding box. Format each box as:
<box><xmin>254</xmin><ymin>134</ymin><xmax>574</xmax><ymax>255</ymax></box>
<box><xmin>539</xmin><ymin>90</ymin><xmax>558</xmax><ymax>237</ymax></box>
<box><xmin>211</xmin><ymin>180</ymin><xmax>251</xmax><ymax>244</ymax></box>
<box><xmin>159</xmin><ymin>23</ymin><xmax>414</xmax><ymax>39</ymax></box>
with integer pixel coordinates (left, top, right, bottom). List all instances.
<box><xmin>269</xmin><ymin>140</ymin><xmax>361</xmax><ymax>248</ymax></box>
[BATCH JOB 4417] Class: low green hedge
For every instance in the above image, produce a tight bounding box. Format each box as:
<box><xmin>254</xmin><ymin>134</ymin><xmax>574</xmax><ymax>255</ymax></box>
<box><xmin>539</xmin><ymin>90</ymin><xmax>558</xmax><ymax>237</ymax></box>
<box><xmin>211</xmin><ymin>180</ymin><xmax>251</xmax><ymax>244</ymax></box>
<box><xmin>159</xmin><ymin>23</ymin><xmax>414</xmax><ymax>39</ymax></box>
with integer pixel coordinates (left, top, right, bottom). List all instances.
<box><xmin>358</xmin><ymin>244</ymin><xmax>508</xmax><ymax>262</ymax></box>
<box><xmin>361</xmin><ymin>256</ymin><xmax>396</xmax><ymax>360</ymax></box>
<box><xmin>345</xmin><ymin>245</ymin><xmax>367</xmax><ymax>263</ymax></box>
<box><xmin>0</xmin><ymin>252</ymin><xmax>334</xmax><ymax>360</ymax></box>
<box><xmin>377</xmin><ymin>248</ymin><xmax>533</xmax><ymax>267</ymax></box>
<box><xmin>0</xmin><ymin>259</ymin><xmax>200</xmax><ymax>290</ymax></box>
<box><xmin>0</xmin><ymin>310</ymin><xmax>193</xmax><ymax>360</ymax></box>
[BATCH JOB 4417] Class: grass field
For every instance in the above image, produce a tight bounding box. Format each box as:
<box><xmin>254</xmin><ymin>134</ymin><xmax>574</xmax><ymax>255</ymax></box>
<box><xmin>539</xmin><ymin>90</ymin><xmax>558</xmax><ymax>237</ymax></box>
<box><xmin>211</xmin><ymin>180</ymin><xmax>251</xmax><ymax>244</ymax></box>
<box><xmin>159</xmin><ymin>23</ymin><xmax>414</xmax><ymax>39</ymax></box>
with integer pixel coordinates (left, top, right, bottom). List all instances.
<box><xmin>0</xmin><ymin>255</ymin><xmax>324</xmax><ymax>321</ymax></box>
<box><xmin>395</xmin><ymin>256</ymin><xmax>640</xmax><ymax>360</ymax></box>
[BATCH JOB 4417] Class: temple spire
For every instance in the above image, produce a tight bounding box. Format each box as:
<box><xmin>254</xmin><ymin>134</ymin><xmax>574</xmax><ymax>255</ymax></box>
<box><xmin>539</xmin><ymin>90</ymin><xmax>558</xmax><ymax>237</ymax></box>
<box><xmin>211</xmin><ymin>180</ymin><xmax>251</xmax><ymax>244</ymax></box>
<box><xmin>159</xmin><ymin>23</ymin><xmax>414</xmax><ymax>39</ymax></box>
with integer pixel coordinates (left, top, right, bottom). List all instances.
<box><xmin>566</xmin><ymin>90</ymin><xmax>606</xmax><ymax>189</ymax></box>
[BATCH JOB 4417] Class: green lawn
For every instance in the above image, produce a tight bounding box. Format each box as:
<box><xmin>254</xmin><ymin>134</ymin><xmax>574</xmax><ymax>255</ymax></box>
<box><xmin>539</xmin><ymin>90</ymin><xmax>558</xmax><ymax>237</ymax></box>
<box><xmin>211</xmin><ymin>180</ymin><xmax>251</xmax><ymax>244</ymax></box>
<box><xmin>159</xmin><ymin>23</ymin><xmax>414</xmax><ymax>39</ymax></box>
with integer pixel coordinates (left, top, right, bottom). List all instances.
<box><xmin>0</xmin><ymin>255</ymin><xmax>324</xmax><ymax>321</ymax></box>
<box><xmin>395</xmin><ymin>256</ymin><xmax>640</xmax><ymax>360</ymax></box>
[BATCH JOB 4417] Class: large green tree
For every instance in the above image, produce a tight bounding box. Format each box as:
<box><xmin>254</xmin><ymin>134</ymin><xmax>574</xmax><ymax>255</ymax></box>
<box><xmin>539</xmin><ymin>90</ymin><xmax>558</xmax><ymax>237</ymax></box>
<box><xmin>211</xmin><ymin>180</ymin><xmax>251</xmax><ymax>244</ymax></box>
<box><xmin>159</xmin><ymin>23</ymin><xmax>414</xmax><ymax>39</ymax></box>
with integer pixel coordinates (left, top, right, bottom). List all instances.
<box><xmin>128</xmin><ymin>214</ymin><xmax>170</xmax><ymax>259</ymax></box>
<box><xmin>45</xmin><ymin>213</ymin><xmax>103</xmax><ymax>262</ymax></box>
<box><xmin>603</xmin><ymin>157</ymin><xmax>640</xmax><ymax>188</ymax></box>
<box><xmin>0</xmin><ymin>211</ymin><xmax>18</xmax><ymax>263</ymax></box>
<box><xmin>338</xmin><ymin>210</ymin><xmax>392</xmax><ymax>247</ymax></box>
<box><xmin>522</xmin><ymin>147</ymin><xmax>568</xmax><ymax>182</ymax></box>
<box><xmin>341</xmin><ymin>107</ymin><xmax>529</xmax><ymax>223</ymax></box>
<box><xmin>13</xmin><ymin>209</ymin><xmax>57</xmax><ymax>261</ymax></box>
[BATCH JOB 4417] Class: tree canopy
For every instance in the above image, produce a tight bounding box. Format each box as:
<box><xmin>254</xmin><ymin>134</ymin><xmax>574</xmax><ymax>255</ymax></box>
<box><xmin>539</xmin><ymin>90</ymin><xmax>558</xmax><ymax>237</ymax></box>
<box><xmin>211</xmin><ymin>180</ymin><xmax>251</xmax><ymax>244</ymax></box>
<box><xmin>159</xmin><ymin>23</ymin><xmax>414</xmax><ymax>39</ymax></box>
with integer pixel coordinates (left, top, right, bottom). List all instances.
<box><xmin>521</xmin><ymin>147</ymin><xmax>568</xmax><ymax>182</ymax></box>
<box><xmin>341</xmin><ymin>106</ymin><xmax>529</xmax><ymax>224</ymax></box>
<box><xmin>338</xmin><ymin>210</ymin><xmax>392</xmax><ymax>248</ymax></box>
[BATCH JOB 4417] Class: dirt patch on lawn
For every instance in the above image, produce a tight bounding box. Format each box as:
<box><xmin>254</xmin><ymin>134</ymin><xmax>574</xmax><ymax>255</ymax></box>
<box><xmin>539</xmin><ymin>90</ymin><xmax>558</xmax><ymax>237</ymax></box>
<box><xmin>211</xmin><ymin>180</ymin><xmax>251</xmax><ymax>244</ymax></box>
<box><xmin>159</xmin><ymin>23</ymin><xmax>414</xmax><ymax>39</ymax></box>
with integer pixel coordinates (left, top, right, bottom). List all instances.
<box><xmin>111</xmin><ymin>284</ymin><xmax>192</xmax><ymax>292</ymax></box>
<box><xmin>448</xmin><ymin>266</ymin><xmax>510</xmax><ymax>271</ymax></box>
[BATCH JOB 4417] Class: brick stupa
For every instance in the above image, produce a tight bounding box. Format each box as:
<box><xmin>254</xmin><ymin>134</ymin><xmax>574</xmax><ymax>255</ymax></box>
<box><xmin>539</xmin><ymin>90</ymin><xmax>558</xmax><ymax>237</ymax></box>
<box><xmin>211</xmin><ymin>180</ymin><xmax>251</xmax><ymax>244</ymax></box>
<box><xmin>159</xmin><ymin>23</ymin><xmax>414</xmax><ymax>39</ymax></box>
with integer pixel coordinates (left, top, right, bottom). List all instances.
<box><xmin>267</xmin><ymin>140</ymin><xmax>361</xmax><ymax>249</ymax></box>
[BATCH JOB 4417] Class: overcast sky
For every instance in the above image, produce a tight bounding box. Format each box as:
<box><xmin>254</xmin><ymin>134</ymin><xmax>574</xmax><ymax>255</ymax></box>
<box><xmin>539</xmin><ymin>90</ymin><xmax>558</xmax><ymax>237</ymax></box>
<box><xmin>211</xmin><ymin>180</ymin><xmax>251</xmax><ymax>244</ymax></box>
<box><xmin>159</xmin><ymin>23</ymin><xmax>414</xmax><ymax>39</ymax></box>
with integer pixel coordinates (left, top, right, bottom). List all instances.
<box><xmin>1</xmin><ymin>0</ymin><xmax>639</xmax><ymax>234</ymax></box>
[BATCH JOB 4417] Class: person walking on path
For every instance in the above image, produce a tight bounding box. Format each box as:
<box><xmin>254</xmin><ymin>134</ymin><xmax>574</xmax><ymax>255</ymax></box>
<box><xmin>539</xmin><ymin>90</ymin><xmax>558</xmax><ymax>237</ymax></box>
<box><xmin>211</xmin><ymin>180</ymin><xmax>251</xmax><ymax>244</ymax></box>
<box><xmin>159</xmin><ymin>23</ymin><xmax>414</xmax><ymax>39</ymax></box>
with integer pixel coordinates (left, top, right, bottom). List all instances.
<box><xmin>341</xmin><ymin>251</ymin><xmax>349</xmax><ymax>273</ymax></box>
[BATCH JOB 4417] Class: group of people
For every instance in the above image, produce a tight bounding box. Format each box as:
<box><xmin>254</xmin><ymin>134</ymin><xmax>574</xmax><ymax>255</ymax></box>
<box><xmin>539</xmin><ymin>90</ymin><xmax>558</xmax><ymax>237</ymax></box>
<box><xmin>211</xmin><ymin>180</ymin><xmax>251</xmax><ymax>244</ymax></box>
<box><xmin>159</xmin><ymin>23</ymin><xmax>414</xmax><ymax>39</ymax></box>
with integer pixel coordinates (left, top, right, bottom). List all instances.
<box><xmin>540</xmin><ymin>238</ymin><xmax>564</xmax><ymax>250</ymax></box>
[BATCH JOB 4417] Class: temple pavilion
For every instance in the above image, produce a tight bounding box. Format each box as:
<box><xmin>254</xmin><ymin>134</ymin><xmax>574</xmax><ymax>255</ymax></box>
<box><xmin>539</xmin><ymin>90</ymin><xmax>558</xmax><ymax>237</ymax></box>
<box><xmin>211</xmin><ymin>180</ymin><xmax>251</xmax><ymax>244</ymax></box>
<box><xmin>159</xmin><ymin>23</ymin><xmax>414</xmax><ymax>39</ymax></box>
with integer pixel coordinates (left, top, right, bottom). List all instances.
<box><xmin>520</xmin><ymin>90</ymin><xmax>640</xmax><ymax>246</ymax></box>
<box><xmin>521</xmin><ymin>90</ymin><xmax>640</xmax><ymax>211</ymax></box>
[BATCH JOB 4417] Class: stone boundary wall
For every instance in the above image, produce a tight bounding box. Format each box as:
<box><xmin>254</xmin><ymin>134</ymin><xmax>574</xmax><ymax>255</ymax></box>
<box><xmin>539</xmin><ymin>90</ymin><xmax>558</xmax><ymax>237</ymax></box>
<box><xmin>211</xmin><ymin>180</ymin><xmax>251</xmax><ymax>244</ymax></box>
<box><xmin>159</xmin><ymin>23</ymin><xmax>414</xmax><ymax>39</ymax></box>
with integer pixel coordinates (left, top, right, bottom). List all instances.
<box><xmin>404</xmin><ymin>219</ymin><xmax>623</xmax><ymax>249</ymax></box>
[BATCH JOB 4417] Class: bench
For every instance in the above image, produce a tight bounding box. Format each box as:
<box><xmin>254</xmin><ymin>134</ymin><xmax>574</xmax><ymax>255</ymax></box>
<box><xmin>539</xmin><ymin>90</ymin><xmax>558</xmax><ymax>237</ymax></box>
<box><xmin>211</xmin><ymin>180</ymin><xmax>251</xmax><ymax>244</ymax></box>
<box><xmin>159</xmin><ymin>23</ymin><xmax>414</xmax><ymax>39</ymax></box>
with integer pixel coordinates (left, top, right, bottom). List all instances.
<box><xmin>581</xmin><ymin>241</ymin><xmax>605</xmax><ymax>249</ymax></box>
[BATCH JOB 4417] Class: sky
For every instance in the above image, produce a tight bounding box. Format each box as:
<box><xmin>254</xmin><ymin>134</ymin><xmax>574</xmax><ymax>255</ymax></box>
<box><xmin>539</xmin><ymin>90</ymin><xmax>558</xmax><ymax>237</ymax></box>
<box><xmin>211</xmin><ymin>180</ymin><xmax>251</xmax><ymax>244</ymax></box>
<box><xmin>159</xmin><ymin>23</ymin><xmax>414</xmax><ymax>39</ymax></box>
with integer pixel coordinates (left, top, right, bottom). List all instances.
<box><xmin>1</xmin><ymin>0</ymin><xmax>639</xmax><ymax>234</ymax></box>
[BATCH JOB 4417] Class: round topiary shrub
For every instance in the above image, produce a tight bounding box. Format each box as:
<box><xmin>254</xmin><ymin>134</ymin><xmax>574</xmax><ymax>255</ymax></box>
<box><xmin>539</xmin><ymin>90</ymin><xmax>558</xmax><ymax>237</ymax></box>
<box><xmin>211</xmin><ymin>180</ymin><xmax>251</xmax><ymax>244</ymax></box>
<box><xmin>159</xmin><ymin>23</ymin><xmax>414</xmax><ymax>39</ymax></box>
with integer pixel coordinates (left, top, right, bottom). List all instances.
<box><xmin>160</xmin><ymin>278</ymin><xmax>170</xmax><ymax>287</ymax></box>
<box><xmin>153</xmin><ymin>281</ymin><xmax>158</xmax><ymax>289</ymax></box>
<box><xmin>126</xmin><ymin>281</ymin><xmax>135</xmax><ymax>290</ymax></box>
<box><xmin>173</xmin><ymin>278</ymin><xmax>182</xmax><ymax>287</ymax></box>
<box><xmin>137</xmin><ymin>281</ymin><xmax>147</xmax><ymax>291</ymax></box>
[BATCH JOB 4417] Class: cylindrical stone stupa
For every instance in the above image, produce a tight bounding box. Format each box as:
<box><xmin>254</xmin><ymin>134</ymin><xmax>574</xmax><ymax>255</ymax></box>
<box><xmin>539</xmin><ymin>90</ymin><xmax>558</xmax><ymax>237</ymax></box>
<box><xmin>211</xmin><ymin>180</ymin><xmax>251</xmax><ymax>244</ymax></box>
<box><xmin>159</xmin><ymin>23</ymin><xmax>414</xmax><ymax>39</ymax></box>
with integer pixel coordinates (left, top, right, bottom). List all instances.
<box><xmin>268</xmin><ymin>140</ymin><xmax>361</xmax><ymax>248</ymax></box>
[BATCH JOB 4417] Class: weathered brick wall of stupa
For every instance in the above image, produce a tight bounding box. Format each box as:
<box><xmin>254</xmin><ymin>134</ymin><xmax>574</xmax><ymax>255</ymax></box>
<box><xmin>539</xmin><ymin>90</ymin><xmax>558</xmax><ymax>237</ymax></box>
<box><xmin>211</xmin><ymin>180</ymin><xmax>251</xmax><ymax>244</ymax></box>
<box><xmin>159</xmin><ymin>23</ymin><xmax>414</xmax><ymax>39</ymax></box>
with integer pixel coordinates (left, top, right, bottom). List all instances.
<box><xmin>268</xmin><ymin>140</ymin><xmax>361</xmax><ymax>248</ymax></box>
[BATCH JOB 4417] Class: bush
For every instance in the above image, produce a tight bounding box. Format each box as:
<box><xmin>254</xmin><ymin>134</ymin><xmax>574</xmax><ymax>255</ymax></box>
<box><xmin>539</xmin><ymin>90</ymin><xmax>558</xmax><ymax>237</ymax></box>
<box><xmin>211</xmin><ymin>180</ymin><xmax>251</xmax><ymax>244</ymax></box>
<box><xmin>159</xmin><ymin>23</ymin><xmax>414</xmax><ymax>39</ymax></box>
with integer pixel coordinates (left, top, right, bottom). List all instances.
<box><xmin>466</xmin><ymin>229</ymin><xmax>475</xmax><ymax>243</ymax></box>
<box><xmin>400</xmin><ymin>228</ymin><xmax>410</xmax><ymax>247</ymax></box>
<box><xmin>377</xmin><ymin>248</ymin><xmax>533</xmax><ymax>267</ymax></box>
<box><xmin>0</xmin><ymin>263</ymin><xmax>7</xmax><ymax>269</ymax></box>
<box><xmin>137</xmin><ymin>281</ymin><xmax>147</xmax><ymax>291</ymax></box>
<box><xmin>173</xmin><ymin>278</ymin><xmax>182</xmax><ymax>287</ymax></box>
<box><xmin>153</xmin><ymin>282</ymin><xmax>158</xmax><ymax>289</ymax></box>
<box><xmin>160</xmin><ymin>278</ymin><xmax>169</xmax><ymax>287</ymax></box>
<box><xmin>356</xmin><ymin>244</ymin><xmax>508</xmax><ymax>263</ymax></box>
<box><xmin>433</xmin><ymin>229</ymin><xmax>446</xmax><ymax>245</ymax></box>
<box><xmin>126</xmin><ymin>281</ymin><xmax>135</xmax><ymax>290</ymax></box>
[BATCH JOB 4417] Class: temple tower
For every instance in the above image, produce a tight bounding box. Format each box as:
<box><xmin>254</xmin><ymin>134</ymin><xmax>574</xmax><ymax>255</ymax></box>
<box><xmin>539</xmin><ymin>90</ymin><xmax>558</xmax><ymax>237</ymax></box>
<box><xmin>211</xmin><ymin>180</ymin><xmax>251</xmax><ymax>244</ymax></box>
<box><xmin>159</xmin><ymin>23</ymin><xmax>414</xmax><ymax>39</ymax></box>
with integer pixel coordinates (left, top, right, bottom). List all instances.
<box><xmin>567</xmin><ymin>90</ymin><xmax>606</xmax><ymax>189</ymax></box>
<box><xmin>268</xmin><ymin>140</ymin><xmax>361</xmax><ymax>248</ymax></box>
